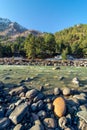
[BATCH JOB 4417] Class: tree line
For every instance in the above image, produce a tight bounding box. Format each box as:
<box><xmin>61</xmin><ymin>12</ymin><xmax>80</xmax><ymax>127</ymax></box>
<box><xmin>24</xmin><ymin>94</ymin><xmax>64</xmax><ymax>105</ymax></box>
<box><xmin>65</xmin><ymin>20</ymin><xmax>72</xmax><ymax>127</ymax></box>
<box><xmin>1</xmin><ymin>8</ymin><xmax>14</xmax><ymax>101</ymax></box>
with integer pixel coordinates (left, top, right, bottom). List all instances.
<box><xmin>0</xmin><ymin>24</ymin><xmax>87</xmax><ymax>59</ymax></box>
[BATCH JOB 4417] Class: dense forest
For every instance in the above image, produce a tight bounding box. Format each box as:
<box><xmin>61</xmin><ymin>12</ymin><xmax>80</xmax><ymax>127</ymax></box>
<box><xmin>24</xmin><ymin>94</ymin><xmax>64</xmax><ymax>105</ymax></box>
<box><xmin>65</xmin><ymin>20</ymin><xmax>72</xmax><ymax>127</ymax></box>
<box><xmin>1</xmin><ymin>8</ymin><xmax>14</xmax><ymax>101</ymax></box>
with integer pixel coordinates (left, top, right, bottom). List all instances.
<box><xmin>0</xmin><ymin>24</ymin><xmax>87</xmax><ymax>59</ymax></box>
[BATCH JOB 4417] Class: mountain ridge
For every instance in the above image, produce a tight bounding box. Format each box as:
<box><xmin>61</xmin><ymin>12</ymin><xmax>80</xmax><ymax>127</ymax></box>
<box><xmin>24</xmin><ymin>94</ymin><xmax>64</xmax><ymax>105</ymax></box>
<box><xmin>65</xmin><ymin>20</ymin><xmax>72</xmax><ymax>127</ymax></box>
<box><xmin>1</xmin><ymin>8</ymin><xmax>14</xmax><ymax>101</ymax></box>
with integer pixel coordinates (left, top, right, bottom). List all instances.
<box><xmin>0</xmin><ymin>17</ymin><xmax>42</xmax><ymax>41</ymax></box>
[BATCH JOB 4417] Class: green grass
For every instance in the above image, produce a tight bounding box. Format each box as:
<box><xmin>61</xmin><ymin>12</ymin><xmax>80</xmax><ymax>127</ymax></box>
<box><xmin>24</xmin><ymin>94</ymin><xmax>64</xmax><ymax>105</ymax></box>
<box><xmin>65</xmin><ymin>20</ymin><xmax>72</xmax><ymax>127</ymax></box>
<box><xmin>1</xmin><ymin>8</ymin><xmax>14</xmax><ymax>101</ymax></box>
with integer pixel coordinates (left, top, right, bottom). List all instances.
<box><xmin>0</xmin><ymin>65</ymin><xmax>87</xmax><ymax>93</ymax></box>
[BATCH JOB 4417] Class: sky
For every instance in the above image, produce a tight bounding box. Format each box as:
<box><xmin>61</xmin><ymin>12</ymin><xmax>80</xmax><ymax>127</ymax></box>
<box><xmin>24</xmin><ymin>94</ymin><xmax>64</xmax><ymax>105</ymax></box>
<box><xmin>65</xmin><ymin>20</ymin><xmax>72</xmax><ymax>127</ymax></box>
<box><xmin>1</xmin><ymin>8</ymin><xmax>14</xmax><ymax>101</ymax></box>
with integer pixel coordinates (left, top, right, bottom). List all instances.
<box><xmin>0</xmin><ymin>0</ymin><xmax>87</xmax><ymax>33</ymax></box>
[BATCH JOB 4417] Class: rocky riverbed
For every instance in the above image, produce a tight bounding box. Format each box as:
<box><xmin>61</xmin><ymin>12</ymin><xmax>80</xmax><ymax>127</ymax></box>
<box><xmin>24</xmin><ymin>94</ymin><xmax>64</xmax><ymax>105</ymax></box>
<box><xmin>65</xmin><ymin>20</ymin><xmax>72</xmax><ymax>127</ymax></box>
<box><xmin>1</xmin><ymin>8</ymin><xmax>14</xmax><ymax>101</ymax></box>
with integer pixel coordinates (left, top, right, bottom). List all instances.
<box><xmin>0</xmin><ymin>81</ymin><xmax>87</xmax><ymax>130</ymax></box>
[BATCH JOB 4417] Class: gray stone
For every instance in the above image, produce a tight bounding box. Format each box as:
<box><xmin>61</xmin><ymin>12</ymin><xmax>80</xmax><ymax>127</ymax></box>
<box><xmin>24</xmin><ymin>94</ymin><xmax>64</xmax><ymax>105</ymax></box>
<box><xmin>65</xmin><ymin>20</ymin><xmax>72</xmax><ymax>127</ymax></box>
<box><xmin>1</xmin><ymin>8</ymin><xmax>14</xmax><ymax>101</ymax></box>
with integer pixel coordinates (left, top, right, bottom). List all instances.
<box><xmin>45</xmin><ymin>103</ymin><xmax>53</xmax><ymax>112</ymax></box>
<box><xmin>43</xmin><ymin>118</ymin><xmax>57</xmax><ymax>129</ymax></box>
<box><xmin>79</xmin><ymin>105</ymin><xmax>87</xmax><ymax>111</ymax></box>
<box><xmin>33</xmin><ymin>93</ymin><xmax>44</xmax><ymax>102</ymax></box>
<box><xmin>30</xmin><ymin>114</ymin><xmax>44</xmax><ymax>130</ymax></box>
<box><xmin>9</xmin><ymin>103</ymin><xmax>28</xmax><ymax>124</ymax></box>
<box><xmin>9</xmin><ymin>86</ymin><xmax>27</xmax><ymax>96</ymax></box>
<box><xmin>13</xmin><ymin>124</ymin><xmax>24</xmax><ymax>130</ymax></box>
<box><xmin>31</xmin><ymin>100</ymin><xmax>44</xmax><ymax>111</ymax></box>
<box><xmin>63</xmin><ymin>87</ymin><xmax>71</xmax><ymax>96</ymax></box>
<box><xmin>15</xmin><ymin>99</ymin><xmax>24</xmax><ymax>106</ymax></box>
<box><xmin>72</xmin><ymin>77</ymin><xmax>80</xmax><ymax>86</ymax></box>
<box><xmin>64</xmin><ymin>127</ymin><xmax>74</xmax><ymax>130</ymax></box>
<box><xmin>37</xmin><ymin>100</ymin><xmax>44</xmax><ymax>110</ymax></box>
<box><xmin>29</xmin><ymin>124</ymin><xmax>44</xmax><ymax>130</ymax></box>
<box><xmin>0</xmin><ymin>106</ymin><xmax>5</xmax><ymax>118</ymax></box>
<box><xmin>0</xmin><ymin>117</ymin><xmax>10</xmax><ymax>129</ymax></box>
<box><xmin>26</xmin><ymin>89</ymin><xmax>38</xmax><ymax>99</ymax></box>
<box><xmin>78</xmin><ymin>119</ymin><xmax>87</xmax><ymax>130</ymax></box>
<box><xmin>53</xmin><ymin>66</ymin><xmax>60</xmax><ymax>70</ymax></box>
<box><xmin>80</xmin><ymin>93</ymin><xmax>87</xmax><ymax>98</ymax></box>
<box><xmin>31</xmin><ymin>103</ymin><xmax>37</xmax><ymax>111</ymax></box>
<box><xmin>66</xmin><ymin>97</ymin><xmax>80</xmax><ymax>107</ymax></box>
<box><xmin>73</xmin><ymin>94</ymin><xmax>87</xmax><ymax>104</ymax></box>
<box><xmin>77</xmin><ymin>111</ymin><xmax>87</xmax><ymax>123</ymax></box>
<box><xmin>59</xmin><ymin>76</ymin><xmax>65</xmax><ymax>81</ymax></box>
<box><xmin>58</xmin><ymin>116</ymin><xmax>67</xmax><ymax>129</ymax></box>
<box><xmin>37</xmin><ymin>110</ymin><xmax>47</xmax><ymax>120</ymax></box>
<box><xmin>0</xmin><ymin>81</ymin><xmax>4</xmax><ymax>88</ymax></box>
<box><xmin>5</xmin><ymin>103</ymin><xmax>15</xmax><ymax>117</ymax></box>
<box><xmin>54</xmin><ymin>88</ymin><xmax>60</xmax><ymax>95</ymax></box>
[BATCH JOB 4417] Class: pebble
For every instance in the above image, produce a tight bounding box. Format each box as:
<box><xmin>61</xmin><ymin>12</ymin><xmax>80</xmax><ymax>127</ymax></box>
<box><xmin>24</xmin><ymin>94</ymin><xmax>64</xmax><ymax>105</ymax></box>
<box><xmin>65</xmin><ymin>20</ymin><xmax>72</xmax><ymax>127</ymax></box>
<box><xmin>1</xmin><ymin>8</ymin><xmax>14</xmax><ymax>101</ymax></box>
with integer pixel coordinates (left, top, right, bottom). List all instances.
<box><xmin>29</xmin><ymin>124</ymin><xmax>44</xmax><ymax>130</ymax></box>
<box><xmin>37</xmin><ymin>110</ymin><xmax>47</xmax><ymax>120</ymax></box>
<box><xmin>58</xmin><ymin>116</ymin><xmax>67</xmax><ymax>129</ymax></box>
<box><xmin>26</xmin><ymin>89</ymin><xmax>38</xmax><ymax>99</ymax></box>
<box><xmin>63</xmin><ymin>87</ymin><xmax>71</xmax><ymax>96</ymax></box>
<box><xmin>43</xmin><ymin>118</ymin><xmax>57</xmax><ymax>129</ymax></box>
<box><xmin>54</xmin><ymin>87</ymin><xmax>60</xmax><ymax>95</ymax></box>
<box><xmin>13</xmin><ymin>124</ymin><xmax>24</xmax><ymax>130</ymax></box>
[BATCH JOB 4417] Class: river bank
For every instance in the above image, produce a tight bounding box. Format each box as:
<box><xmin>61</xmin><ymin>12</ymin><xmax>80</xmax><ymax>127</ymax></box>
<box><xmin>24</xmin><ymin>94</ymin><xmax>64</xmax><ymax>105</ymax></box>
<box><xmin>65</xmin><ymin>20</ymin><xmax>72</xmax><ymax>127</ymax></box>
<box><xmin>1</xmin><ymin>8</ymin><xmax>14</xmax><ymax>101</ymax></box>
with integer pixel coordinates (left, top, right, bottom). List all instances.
<box><xmin>0</xmin><ymin>58</ymin><xmax>87</xmax><ymax>67</ymax></box>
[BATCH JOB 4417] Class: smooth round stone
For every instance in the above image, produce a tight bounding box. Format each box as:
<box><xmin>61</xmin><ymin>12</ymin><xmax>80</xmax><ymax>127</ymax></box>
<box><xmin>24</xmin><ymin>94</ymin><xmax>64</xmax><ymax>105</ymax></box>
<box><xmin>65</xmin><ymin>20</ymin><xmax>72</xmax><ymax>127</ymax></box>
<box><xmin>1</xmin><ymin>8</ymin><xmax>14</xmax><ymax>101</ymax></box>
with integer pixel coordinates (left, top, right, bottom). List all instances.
<box><xmin>53</xmin><ymin>97</ymin><xmax>66</xmax><ymax>117</ymax></box>
<box><xmin>58</xmin><ymin>116</ymin><xmax>67</xmax><ymax>129</ymax></box>
<box><xmin>63</xmin><ymin>88</ymin><xmax>71</xmax><ymax>96</ymax></box>
<box><xmin>31</xmin><ymin>103</ymin><xmax>37</xmax><ymax>111</ymax></box>
<box><xmin>54</xmin><ymin>88</ymin><xmax>60</xmax><ymax>95</ymax></box>
<box><xmin>26</xmin><ymin>89</ymin><xmax>38</xmax><ymax>99</ymax></box>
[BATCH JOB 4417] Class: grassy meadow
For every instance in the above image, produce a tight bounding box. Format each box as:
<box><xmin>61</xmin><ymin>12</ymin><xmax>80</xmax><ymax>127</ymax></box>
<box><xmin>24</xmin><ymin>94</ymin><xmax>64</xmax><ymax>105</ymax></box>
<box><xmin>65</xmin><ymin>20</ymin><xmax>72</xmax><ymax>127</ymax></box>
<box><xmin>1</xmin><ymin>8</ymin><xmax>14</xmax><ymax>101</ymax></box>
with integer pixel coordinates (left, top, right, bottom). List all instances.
<box><xmin>0</xmin><ymin>65</ymin><xmax>87</xmax><ymax>93</ymax></box>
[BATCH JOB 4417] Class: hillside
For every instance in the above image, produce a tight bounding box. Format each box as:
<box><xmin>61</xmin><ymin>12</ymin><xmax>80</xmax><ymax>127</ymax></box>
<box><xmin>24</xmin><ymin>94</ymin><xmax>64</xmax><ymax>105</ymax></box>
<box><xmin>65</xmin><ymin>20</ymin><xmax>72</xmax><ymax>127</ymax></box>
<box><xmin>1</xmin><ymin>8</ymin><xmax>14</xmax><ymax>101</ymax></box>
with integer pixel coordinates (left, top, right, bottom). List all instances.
<box><xmin>55</xmin><ymin>24</ymin><xmax>87</xmax><ymax>43</ymax></box>
<box><xmin>0</xmin><ymin>18</ymin><xmax>87</xmax><ymax>58</ymax></box>
<box><xmin>54</xmin><ymin>24</ymin><xmax>87</xmax><ymax>57</ymax></box>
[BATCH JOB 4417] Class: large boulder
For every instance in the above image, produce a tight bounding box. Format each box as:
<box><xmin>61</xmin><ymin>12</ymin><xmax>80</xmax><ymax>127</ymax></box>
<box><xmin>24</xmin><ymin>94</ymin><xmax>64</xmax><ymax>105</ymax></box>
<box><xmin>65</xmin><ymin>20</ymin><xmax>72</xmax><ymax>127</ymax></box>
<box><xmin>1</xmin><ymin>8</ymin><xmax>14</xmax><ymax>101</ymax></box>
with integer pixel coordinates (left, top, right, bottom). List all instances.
<box><xmin>53</xmin><ymin>97</ymin><xmax>66</xmax><ymax>117</ymax></box>
<box><xmin>9</xmin><ymin>103</ymin><xmax>28</xmax><ymax>124</ymax></box>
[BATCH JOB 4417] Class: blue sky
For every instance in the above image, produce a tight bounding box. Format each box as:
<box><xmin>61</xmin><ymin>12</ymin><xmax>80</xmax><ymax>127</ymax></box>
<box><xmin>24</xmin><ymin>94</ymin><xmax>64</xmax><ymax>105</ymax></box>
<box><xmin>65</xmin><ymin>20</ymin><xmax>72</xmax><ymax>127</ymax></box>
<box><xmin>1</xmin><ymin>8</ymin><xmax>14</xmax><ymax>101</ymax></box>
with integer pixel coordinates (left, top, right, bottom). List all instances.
<box><xmin>0</xmin><ymin>0</ymin><xmax>87</xmax><ymax>33</ymax></box>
